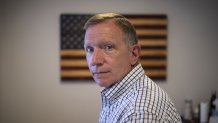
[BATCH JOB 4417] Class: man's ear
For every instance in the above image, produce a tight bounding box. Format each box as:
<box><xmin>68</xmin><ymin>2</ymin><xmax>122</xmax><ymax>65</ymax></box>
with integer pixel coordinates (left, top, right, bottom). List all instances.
<box><xmin>130</xmin><ymin>44</ymin><xmax>141</xmax><ymax>66</ymax></box>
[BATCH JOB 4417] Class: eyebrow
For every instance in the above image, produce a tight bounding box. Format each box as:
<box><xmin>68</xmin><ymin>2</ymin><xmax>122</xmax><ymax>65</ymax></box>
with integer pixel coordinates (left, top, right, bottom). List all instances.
<box><xmin>84</xmin><ymin>40</ymin><xmax>115</xmax><ymax>47</ymax></box>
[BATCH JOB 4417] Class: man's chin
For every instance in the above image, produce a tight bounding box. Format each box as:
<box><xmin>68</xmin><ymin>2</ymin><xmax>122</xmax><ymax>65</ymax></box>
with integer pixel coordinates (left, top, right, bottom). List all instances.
<box><xmin>95</xmin><ymin>79</ymin><xmax>112</xmax><ymax>88</ymax></box>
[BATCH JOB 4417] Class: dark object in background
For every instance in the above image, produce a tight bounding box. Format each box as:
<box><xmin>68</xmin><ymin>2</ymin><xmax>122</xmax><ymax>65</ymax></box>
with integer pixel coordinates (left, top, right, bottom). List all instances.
<box><xmin>209</xmin><ymin>91</ymin><xmax>217</xmax><ymax>119</ymax></box>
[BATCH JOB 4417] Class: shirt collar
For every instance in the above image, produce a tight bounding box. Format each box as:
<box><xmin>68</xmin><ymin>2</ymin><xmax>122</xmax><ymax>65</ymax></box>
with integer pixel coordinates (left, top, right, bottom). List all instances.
<box><xmin>101</xmin><ymin>64</ymin><xmax>144</xmax><ymax>104</ymax></box>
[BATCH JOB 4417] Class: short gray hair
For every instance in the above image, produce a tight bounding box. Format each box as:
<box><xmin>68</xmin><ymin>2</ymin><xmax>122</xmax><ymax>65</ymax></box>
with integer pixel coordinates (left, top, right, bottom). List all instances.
<box><xmin>84</xmin><ymin>13</ymin><xmax>138</xmax><ymax>46</ymax></box>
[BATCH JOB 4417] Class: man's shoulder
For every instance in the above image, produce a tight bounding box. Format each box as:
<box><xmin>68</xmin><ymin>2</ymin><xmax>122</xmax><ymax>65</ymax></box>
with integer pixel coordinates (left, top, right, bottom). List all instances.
<box><xmin>130</xmin><ymin>75</ymin><xmax>182</xmax><ymax>122</ymax></box>
<box><xmin>134</xmin><ymin>74</ymin><xmax>169</xmax><ymax>101</ymax></box>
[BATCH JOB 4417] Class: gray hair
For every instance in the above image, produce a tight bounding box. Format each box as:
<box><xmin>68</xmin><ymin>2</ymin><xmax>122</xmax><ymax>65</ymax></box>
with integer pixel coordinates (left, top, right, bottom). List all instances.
<box><xmin>84</xmin><ymin>13</ymin><xmax>138</xmax><ymax>46</ymax></box>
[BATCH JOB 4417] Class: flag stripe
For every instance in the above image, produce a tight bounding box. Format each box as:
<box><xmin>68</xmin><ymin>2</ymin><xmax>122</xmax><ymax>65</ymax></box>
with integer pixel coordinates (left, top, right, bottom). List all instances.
<box><xmin>61</xmin><ymin>69</ymin><xmax>166</xmax><ymax>78</ymax></box>
<box><xmin>136</xmin><ymin>29</ymin><xmax>167</xmax><ymax>36</ymax></box>
<box><xmin>61</xmin><ymin>49</ymin><xmax>167</xmax><ymax>58</ymax></box>
<box><xmin>138</xmin><ymin>35</ymin><xmax>167</xmax><ymax>39</ymax></box>
<box><xmin>61</xmin><ymin>70</ymin><xmax>91</xmax><ymax>77</ymax></box>
<box><xmin>61</xmin><ymin>59</ymin><xmax>88</xmax><ymax>67</ymax></box>
<box><xmin>61</xmin><ymin>50</ymin><xmax>85</xmax><ymax>56</ymax></box>
<box><xmin>61</xmin><ymin>55</ymin><xmax>166</xmax><ymax>60</ymax></box>
<box><xmin>128</xmin><ymin>18</ymin><xmax>167</xmax><ymax>26</ymax></box>
<box><xmin>61</xmin><ymin>66</ymin><xmax>166</xmax><ymax>70</ymax></box>
<box><xmin>61</xmin><ymin>55</ymin><xmax>85</xmax><ymax>59</ymax></box>
<box><xmin>140</xmin><ymin>49</ymin><xmax>167</xmax><ymax>56</ymax></box>
<box><xmin>124</xmin><ymin>14</ymin><xmax>167</xmax><ymax>19</ymax></box>
<box><xmin>140</xmin><ymin>56</ymin><xmax>166</xmax><ymax>60</ymax></box>
<box><xmin>61</xmin><ymin>59</ymin><xmax>166</xmax><ymax>67</ymax></box>
<box><xmin>134</xmin><ymin>25</ymin><xmax>166</xmax><ymax>29</ymax></box>
<box><xmin>138</xmin><ymin>39</ymin><xmax>166</xmax><ymax>46</ymax></box>
<box><xmin>61</xmin><ymin>77</ymin><xmax>93</xmax><ymax>81</ymax></box>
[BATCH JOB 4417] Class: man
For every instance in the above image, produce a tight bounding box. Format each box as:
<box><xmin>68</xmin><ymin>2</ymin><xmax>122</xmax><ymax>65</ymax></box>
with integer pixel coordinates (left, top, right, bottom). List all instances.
<box><xmin>83</xmin><ymin>13</ymin><xmax>182</xmax><ymax>123</ymax></box>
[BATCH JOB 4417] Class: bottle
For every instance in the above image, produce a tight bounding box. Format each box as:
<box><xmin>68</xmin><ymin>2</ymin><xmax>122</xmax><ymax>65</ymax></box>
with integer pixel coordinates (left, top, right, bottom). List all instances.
<box><xmin>200</xmin><ymin>101</ymin><xmax>209</xmax><ymax>123</ymax></box>
<box><xmin>193</xmin><ymin>106</ymin><xmax>199</xmax><ymax>122</ymax></box>
<box><xmin>184</xmin><ymin>98</ymin><xmax>193</xmax><ymax>121</ymax></box>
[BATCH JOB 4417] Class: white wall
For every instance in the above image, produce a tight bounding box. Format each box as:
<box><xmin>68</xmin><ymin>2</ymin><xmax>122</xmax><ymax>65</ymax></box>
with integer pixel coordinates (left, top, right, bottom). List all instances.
<box><xmin>1</xmin><ymin>0</ymin><xmax>218</xmax><ymax>123</ymax></box>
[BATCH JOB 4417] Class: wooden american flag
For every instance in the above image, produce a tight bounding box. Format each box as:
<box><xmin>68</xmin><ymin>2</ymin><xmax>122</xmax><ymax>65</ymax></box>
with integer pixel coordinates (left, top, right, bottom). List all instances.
<box><xmin>60</xmin><ymin>14</ymin><xmax>167</xmax><ymax>81</ymax></box>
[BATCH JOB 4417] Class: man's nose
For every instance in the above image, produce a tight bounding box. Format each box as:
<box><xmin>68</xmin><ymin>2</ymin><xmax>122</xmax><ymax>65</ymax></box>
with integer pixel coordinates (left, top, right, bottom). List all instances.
<box><xmin>91</xmin><ymin>48</ymin><xmax>104</xmax><ymax>66</ymax></box>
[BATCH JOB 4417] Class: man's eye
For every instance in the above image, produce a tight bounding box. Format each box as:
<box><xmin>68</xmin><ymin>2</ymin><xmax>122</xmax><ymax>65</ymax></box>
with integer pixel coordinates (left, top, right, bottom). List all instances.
<box><xmin>104</xmin><ymin>44</ymin><xmax>114</xmax><ymax>51</ymax></box>
<box><xmin>85</xmin><ymin>46</ymin><xmax>94</xmax><ymax>53</ymax></box>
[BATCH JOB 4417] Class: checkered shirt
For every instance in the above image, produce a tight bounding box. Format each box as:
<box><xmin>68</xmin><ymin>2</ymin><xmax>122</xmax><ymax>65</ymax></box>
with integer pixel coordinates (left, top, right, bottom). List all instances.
<box><xmin>99</xmin><ymin>64</ymin><xmax>182</xmax><ymax>123</ymax></box>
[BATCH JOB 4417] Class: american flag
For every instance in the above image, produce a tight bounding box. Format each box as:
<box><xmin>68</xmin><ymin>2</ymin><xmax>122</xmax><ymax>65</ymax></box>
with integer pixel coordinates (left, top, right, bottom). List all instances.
<box><xmin>60</xmin><ymin>14</ymin><xmax>167</xmax><ymax>81</ymax></box>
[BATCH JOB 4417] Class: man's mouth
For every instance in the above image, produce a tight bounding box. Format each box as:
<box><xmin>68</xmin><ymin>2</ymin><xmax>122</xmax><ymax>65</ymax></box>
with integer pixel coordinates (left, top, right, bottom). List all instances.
<box><xmin>93</xmin><ymin>71</ymin><xmax>109</xmax><ymax>75</ymax></box>
<box><xmin>92</xmin><ymin>71</ymin><xmax>111</xmax><ymax>78</ymax></box>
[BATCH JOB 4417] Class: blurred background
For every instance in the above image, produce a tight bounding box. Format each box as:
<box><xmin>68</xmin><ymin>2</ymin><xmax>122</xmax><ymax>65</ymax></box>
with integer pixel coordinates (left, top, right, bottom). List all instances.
<box><xmin>0</xmin><ymin>0</ymin><xmax>218</xmax><ymax>123</ymax></box>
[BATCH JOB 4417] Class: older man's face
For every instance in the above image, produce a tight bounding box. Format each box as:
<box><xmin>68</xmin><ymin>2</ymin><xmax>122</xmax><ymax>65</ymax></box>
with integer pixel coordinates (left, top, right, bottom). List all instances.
<box><xmin>84</xmin><ymin>20</ymin><xmax>134</xmax><ymax>88</ymax></box>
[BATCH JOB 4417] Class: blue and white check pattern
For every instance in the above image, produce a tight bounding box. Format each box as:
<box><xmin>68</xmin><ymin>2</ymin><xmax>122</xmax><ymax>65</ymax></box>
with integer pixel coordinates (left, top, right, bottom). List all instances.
<box><xmin>99</xmin><ymin>64</ymin><xmax>182</xmax><ymax>123</ymax></box>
